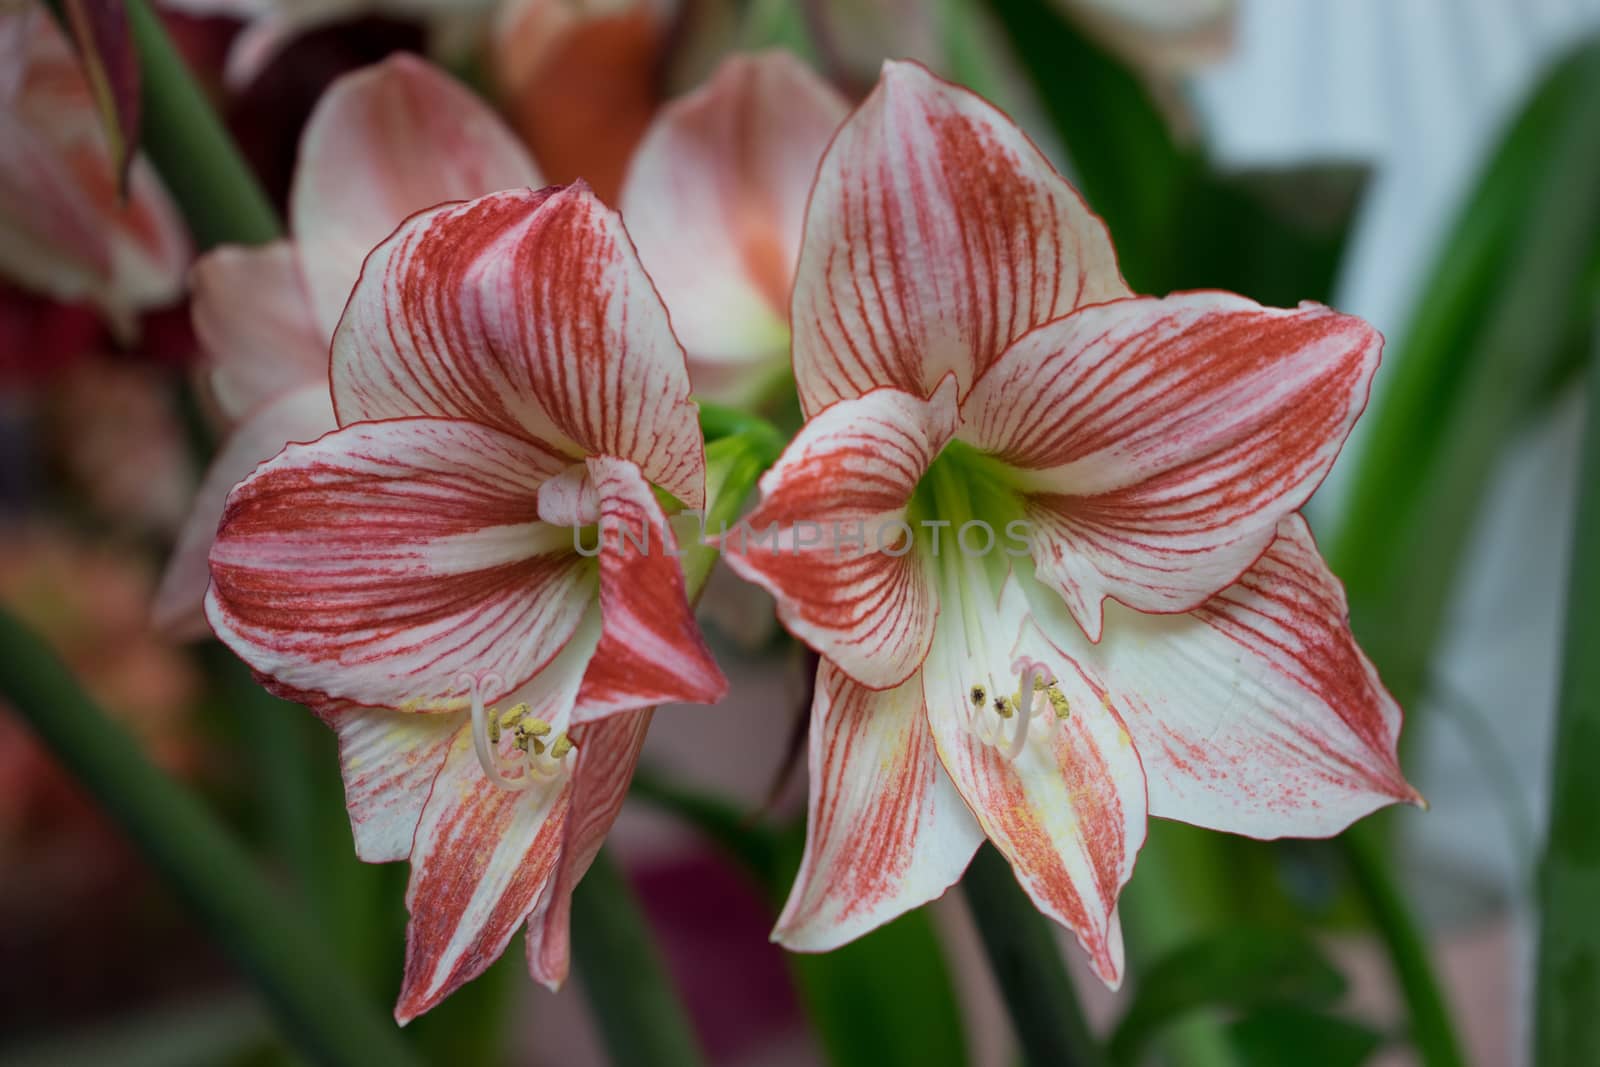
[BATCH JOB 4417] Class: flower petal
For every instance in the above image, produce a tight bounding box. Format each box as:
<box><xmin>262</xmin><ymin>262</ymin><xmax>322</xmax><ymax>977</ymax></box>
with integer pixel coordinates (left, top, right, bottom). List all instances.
<box><xmin>572</xmin><ymin>456</ymin><xmax>727</xmax><ymax>723</ymax></box>
<box><xmin>962</xmin><ymin>292</ymin><xmax>1382</xmax><ymax>639</ymax></box>
<box><xmin>775</xmin><ymin>660</ymin><xmax>982</xmax><ymax>951</ymax></box>
<box><xmin>154</xmin><ymin>383</ymin><xmax>334</xmax><ymax>639</ymax></box>
<box><xmin>720</xmin><ymin>379</ymin><xmax>958</xmax><ymax>690</ymax></box>
<box><xmin>191</xmin><ymin>241</ymin><xmax>326</xmax><ymax>422</ymax></box>
<box><xmin>922</xmin><ymin>572</ymin><xmax>1146</xmax><ymax>986</ymax></box>
<box><xmin>620</xmin><ymin>51</ymin><xmax>848</xmax><ymax>402</ymax></box>
<box><xmin>320</xmin><ymin>703</ymin><xmax>463</xmax><ymax>864</ymax></box>
<box><xmin>395</xmin><ymin>725</ymin><xmax>569</xmax><ymax>1023</ymax></box>
<box><xmin>205</xmin><ymin>417</ymin><xmax>593</xmax><ymax>712</ymax></box>
<box><xmin>524</xmin><ymin>706</ymin><xmax>653</xmax><ymax>990</ymax></box>
<box><xmin>791</xmin><ymin>59</ymin><xmax>1127</xmax><ymax>416</ymax></box>
<box><xmin>331</xmin><ymin>186</ymin><xmax>706</xmax><ymax>508</ymax></box>
<box><xmin>290</xmin><ymin>53</ymin><xmax>542</xmax><ymax>338</ymax></box>
<box><xmin>1032</xmin><ymin>515</ymin><xmax>1418</xmax><ymax>838</ymax></box>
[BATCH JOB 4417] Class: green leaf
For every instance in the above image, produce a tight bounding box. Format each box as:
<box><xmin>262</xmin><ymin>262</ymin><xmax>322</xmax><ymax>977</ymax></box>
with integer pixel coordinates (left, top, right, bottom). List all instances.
<box><xmin>1227</xmin><ymin>1007</ymin><xmax>1386</xmax><ymax>1067</ymax></box>
<box><xmin>1533</xmin><ymin>318</ymin><xmax>1600</xmax><ymax>1066</ymax></box>
<box><xmin>1109</xmin><ymin>926</ymin><xmax>1347</xmax><ymax>1067</ymax></box>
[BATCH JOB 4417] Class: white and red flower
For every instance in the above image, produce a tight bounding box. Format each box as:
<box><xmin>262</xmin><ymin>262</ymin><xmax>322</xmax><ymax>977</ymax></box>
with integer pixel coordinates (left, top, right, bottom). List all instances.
<box><xmin>619</xmin><ymin>50</ymin><xmax>848</xmax><ymax>402</ymax></box>
<box><xmin>720</xmin><ymin>61</ymin><xmax>1418</xmax><ymax>983</ymax></box>
<box><xmin>153</xmin><ymin>53</ymin><xmax>540</xmax><ymax>637</ymax></box>
<box><xmin>205</xmin><ymin>183</ymin><xmax>728</xmax><ymax>1020</ymax></box>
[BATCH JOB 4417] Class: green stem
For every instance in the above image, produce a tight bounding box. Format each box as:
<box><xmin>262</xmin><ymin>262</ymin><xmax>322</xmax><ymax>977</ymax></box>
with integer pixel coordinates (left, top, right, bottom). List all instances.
<box><xmin>1534</xmin><ymin>325</ymin><xmax>1600</xmax><ymax>1067</ymax></box>
<box><xmin>1343</xmin><ymin>829</ymin><xmax>1465</xmax><ymax>1067</ymax></box>
<box><xmin>570</xmin><ymin>850</ymin><xmax>705</xmax><ymax>1067</ymax></box>
<box><xmin>963</xmin><ymin>845</ymin><xmax>1104</xmax><ymax>1067</ymax></box>
<box><xmin>126</xmin><ymin>0</ymin><xmax>281</xmax><ymax>246</ymax></box>
<box><xmin>0</xmin><ymin>607</ymin><xmax>420</xmax><ymax>1067</ymax></box>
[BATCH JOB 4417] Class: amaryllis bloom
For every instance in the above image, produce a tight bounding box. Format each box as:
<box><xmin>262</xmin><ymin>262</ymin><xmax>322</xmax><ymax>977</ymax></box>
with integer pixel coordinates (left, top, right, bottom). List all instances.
<box><xmin>205</xmin><ymin>184</ymin><xmax>728</xmax><ymax>1020</ymax></box>
<box><xmin>0</xmin><ymin>8</ymin><xmax>189</xmax><ymax>336</ymax></box>
<box><xmin>721</xmin><ymin>62</ymin><xmax>1418</xmax><ymax>983</ymax></box>
<box><xmin>620</xmin><ymin>51</ymin><xmax>848</xmax><ymax>403</ymax></box>
<box><xmin>153</xmin><ymin>54</ymin><xmax>540</xmax><ymax>636</ymax></box>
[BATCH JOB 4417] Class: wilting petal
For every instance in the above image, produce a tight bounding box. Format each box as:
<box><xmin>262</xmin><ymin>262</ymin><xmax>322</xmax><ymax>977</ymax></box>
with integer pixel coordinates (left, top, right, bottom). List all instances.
<box><xmin>332</xmin><ymin>187</ymin><xmax>706</xmax><ymax>507</ymax></box>
<box><xmin>775</xmin><ymin>661</ymin><xmax>982</xmax><ymax>950</ymax></box>
<box><xmin>962</xmin><ymin>292</ymin><xmax>1381</xmax><ymax>639</ymax></box>
<box><xmin>191</xmin><ymin>241</ymin><xmax>326</xmax><ymax>422</ymax></box>
<box><xmin>491</xmin><ymin>0</ymin><xmax>665</xmax><ymax>204</ymax></box>
<box><xmin>154</xmin><ymin>384</ymin><xmax>334</xmax><ymax>639</ymax></box>
<box><xmin>720</xmin><ymin>379</ymin><xmax>958</xmax><ymax>690</ymax></box>
<box><xmin>571</xmin><ymin>456</ymin><xmax>726</xmax><ymax>723</ymax></box>
<box><xmin>524</xmin><ymin>706</ymin><xmax>652</xmax><ymax>990</ymax></box>
<box><xmin>321</xmin><ymin>704</ymin><xmax>462</xmax><ymax>863</ymax></box>
<box><xmin>620</xmin><ymin>51</ymin><xmax>848</xmax><ymax>402</ymax></box>
<box><xmin>1033</xmin><ymin>515</ymin><xmax>1417</xmax><ymax>838</ymax></box>
<box><xmin>291</xmin><ymin>53</ymin><xmax>542</xmax><ymax>338</ymax></box>
<box><xmin>792</xmin><ymin>59</ymin><xmax>1127</xmax><ymax>415</ymax></box>
<box><xmin>923</xmin><ymin>573</ymin><xmax>1146</xmax><ymax>986</ymax></box>
<box><xmin>206</xmin><ymin>418</ymin><xmax>593</xmax><ymax>712</ymax></box>
<box><xmin>396</xmin><ymin>725</ymin><xmax>569</xmax><ymax>1023</ymax></box>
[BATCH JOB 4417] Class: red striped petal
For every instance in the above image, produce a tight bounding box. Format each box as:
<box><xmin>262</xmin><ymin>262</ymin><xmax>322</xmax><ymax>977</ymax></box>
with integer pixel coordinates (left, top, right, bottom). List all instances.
<box><xmin>191</xmin><ymin>241</ymin><xmax>326</xmax><ymax>423</ymax></box>
<box><xmin>962</xmin><ymin>292</ymin><xmax>1382</xmax><ymax>639</ymax></box>
<box><xmin>923</xmin><ymin>574</ymin><xmax>1146</xmax><ymax>986</ymax></box>
<box><xmin>205</xmin><ymin>418</ymin><xmax>593</xmax><ymax>713</ymax></box>
<box><xmin>572</xmin><ymin>456</ymin><xmax>727</xmax><ymax>722</ymax></box>
<box><xmin>154</xmin><ymin>383</ymin><xmax>334</xmax><ymax>639</ymax></box>
<box><xmin>1033</xmin><ymin>515</ymin><xmax>1418</xmax><ymax>838</ymax></box>
<box><xmin>524</xmin><ymin>707</ymin><xmax>653</xmax><ymax>990</ymax></box>
<box><xmin>320</xmin><ymin>703</ymin><xmax>462</xmax><ymax>863</ymax></box>
<box><xmin>775</xmin><ymin>660</ymin><xmax>982</xmax><ymax>950</ymax></box>
<box><xmin>792</xmin><ymin>60</ymin><xmax>1127</xmax><ymax>416</ymax></box>
<box><xmin>620</xmin><ymin>51</ymin><xmax>848</xmax><ymax>402</ymax></box>
<box><xmin>290</xmin><ymin>54</ymin><xmax>541</xmax><ymax>338</ymax></box>
<box><xmin>720</xmin><ymin>380</ymin><xmax>957</xmax><ymax>690</ymax></box>
<box><xmin>331</xmin><ymin>186</ymin><xmax>706</xmax><ymax>508</ymax></box>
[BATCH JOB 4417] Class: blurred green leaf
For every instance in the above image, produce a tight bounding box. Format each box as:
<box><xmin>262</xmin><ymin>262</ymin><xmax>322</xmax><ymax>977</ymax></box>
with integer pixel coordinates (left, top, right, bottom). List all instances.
<box><xmin>630</xmin><ymin>770</ymin><xmax>968</xmax><ymax>1067</ymax></box>
<box><xmin>1227</xmin><ymin>1006</ymin><xmax>1385</xmax><ymax>1067</ymax></box>
<box><xmin>1109</xmin><ymin>926</ymin><xmax>1347</xmax><ymax>1067</ymax></box>
<box><xmin>1533</xmin><ymin>320</ymin><xmax>1600</xmax><ymax>1066</ymax></box>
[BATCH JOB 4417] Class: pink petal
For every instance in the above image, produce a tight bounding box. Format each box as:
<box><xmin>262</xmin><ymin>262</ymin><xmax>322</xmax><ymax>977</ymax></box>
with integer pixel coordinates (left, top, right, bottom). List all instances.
<box><xmin>331</xmin><ymin>186</ymin><xmax>706</xmax><ymax>508</ymax></box>
<box><xmin>791</xmin><ymin>59</ymin><xmax>1127</xmax><ymax>416</ymax></box>
<box><xmin>620</xmin><ymin>51</ymin><xmax>848</xmax><ymax>402</ymax></box>
<box><xmin>1033</xmin><ymin>515</ymin><xmax>1418</xmax><ymax>838</ymax></box>
<box><xmin>719</xmin><ymin>379</ymin><xmax>959</xmax><ymax>690</ymax></box>
<box><xmin>154</xmin><ymin>383</ymin><xmax>334</xmax><ymax>639</ymax></box>
<box><xmin>205</xmin><ymin>417</ymin><xmax>593</xmax><ymax>712</ymax></box>
<box><xmin>290</xmin><ymin>53</ymin><xmax>542</xmax><ymax>338</ymax></box>
<box><xmin>320</xmin><ymin>703</ymin><xmax>462</xmax><ymax>863</ymax></box>
<box><xmin>572</xmin><ymin>456</ymin><xmax>727</xmax><ymax>723</ymax></box>
<box><xmin>190</xmin><ymin>241</ymin><xmax>326</xmax><ymax>422</ymax></box>
<box><xmin>395</xmin><ymin>725</ymin><xmax>570</xmax><ymax>1023</ymax></box>
<box><xmin>524</xmin><ymin>706</ymin><xmax>653</xmax><ymax>990</ymax></box>
<box><xmin>922</xmin><ymin>574</ymin><xmax>1146</xmax><ymax>986</ymax></box>
<box><xmin>775</xmin><ymin>660</ymin><xmax>982</xmax><ymax>951</ymax></box>
<box><xmin>962</xmin><ymin>292</ymin><xmax>1382</xmax><ymax>640</ymax></box>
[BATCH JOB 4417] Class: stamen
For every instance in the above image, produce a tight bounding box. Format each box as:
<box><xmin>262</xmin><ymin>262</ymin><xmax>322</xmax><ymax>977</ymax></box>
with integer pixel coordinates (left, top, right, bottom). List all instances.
<box><xmin>460</xmin><ymin>672</ymin><xmax>534</xmax><ymax>792</ymax></box>
<box><xmin>1001</xmin><ymin>666</ymin><xmax>1038</xmax><ymax>761</ymax></box>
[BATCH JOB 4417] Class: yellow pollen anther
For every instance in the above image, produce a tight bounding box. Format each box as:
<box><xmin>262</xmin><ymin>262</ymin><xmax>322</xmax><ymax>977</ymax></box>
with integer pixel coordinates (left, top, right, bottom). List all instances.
<box><xmin>993</xmin><ymin>696</ymin><xmax>1015</xmax><ymax>718</ymax></box>
<box><xmin>970</xmin><ymin>685</ymin><xmax>986</xmax><ymax>706</ymax></box>
<box><xmin>549</xmin><ymin>736</ymin><xmax>574</xmax><ymax>759</ymax></box>
<box><xmin>1046</xmin><ymin>685</ymin><xmax>1070</xmax><ymax>719</ymax></box>
<box><xmin>1033</xmin><ymin>676</ymin><xmax>1047</xmax><ymax>692</ymax></box>
<box><xmin>487</xmin><ymin>713</ymin><xmax>502</xmax><ymax>744</ymax></box>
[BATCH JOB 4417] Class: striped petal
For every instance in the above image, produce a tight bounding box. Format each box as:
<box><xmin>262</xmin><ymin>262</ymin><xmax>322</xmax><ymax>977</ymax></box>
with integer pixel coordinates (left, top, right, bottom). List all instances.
<box><xmin>154</xmin><ymin>383</ymin><xmax>334</xmax><ymax>639</ymax></box>
<box><xmin>524</xmin><ymin>706</ymin><xmax>653</xmax><ymax>990</ymax></box>
<box><xmin>191</xmin><ymin>241</ymin><xmax>326</xmax><ymax>422</ymax></box>
<box><xmin>1031</xmin><ymin>516</ymin><xmax>1418</xmax><ymax>838</ymax></box>
<box><xmin>923</xmin><ymin>573</ymin><xmax>1146</xmax><ymax>986</ymax></box>
<box><xmin>961</xmin><ymin>293</ymin><xmax>1381</xmax><ymax>640</ymax></box>
<box><xmin>290</xmin><ymin>53</ymin><xmax>541</xmax><ymax>338</ymax></box>
<box><xmin>719</xmin><ymin>379</ymin><xmax>958</xmax><ymax>690</ymax></box>
<box><xmin>205</xmin><ymin>418</ymin><xmax>594</xmax><ymax>713</ymax></box>
<box><xmin>320</xmin><ymin>703</ymin><xmax>463</xmax><ymax>863</ymax></box>
<box><xmin>572</xmin><ymin>456</ymin><xmax>727</xmax><ymax>723</ymax></box>
<box><xmin>620</xmin><ymin>51</ymin><xmax>848</xmax><ymax>402</ymax></box>
<box><xmin>792</xmin><ymin>60</ymin><xmax>1127</xmax><ymax>416</ymax></box>
<box><xmin>775</xmin><ymin>660</ymin><xmax>983</xmax><ymax>951</ymax></box>
<box><xmin>331</xmin><ymin>187</ymin><xmax>706</xmax><ymax>508</ymax></box>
